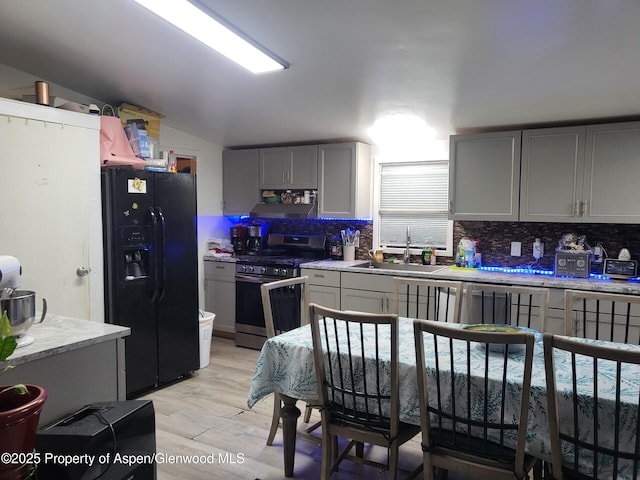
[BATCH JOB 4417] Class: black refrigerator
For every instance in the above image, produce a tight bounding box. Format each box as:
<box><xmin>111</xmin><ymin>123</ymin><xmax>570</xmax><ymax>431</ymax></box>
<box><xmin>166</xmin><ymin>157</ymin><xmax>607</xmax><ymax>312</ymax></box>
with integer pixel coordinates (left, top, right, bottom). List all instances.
<box><xmin>101</xmin><ymin>168</ymin><xmax>199</xmax><ymax>398</ymax></box>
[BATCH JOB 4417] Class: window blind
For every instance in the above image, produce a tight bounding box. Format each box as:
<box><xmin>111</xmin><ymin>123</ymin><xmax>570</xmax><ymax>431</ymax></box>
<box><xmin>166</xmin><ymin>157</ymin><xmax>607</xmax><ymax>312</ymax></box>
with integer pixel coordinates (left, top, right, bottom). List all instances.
<box><xmin>378</xmin><ymin>161</ymin><xmax>449</xmax><ymax>248</ymax></box>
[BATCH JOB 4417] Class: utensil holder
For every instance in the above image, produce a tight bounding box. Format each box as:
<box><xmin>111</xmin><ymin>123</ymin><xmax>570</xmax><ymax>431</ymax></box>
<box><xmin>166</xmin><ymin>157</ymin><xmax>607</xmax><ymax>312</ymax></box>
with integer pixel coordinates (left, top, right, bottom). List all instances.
<box><xmin>343</xmin><ymin>245</ymin><xmax>355</xmax><ymax>262</ymax></box>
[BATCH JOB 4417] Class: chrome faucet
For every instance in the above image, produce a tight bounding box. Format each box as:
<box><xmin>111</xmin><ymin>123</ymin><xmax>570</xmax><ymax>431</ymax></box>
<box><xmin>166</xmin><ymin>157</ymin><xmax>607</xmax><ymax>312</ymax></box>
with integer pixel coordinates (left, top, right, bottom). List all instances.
<box><xmin>403</xmin><ymin>226</ymin><xmax>411</xmax><ymax>264</ymax></box>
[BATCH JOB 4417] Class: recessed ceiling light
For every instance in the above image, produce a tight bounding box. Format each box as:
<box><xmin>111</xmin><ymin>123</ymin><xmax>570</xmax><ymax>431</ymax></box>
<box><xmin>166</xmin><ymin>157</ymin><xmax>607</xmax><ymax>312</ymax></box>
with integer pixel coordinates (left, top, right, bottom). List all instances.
<box><xmin>133</xmin><ymin>0</ymin><xmax>289</xmax><ymax>74</ymax></box>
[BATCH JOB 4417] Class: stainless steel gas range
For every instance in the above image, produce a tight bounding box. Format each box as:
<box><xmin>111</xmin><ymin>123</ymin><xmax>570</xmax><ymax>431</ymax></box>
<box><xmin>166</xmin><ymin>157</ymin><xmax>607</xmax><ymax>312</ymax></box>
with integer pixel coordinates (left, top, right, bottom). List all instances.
<box><xmin>234</xmin><ymin>233</ymin><xmax>328</xmax><ymax>349</ymax></box>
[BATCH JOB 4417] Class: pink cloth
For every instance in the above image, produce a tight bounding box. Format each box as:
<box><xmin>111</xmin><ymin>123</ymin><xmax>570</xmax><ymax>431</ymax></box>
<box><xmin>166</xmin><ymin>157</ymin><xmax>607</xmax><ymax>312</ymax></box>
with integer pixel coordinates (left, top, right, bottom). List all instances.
<box><xmin>99</xmin><ymin>116</ymin><xmax>145</xmax><ymax>169</ymax></box>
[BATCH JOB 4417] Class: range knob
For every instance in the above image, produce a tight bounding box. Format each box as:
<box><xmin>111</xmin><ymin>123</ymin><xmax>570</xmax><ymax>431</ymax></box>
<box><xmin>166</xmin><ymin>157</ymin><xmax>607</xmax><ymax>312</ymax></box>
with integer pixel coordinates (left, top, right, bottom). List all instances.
<box><xmin>577</xmin><ymin>259</ymin><xmax>586</xmax><ymax>268</ymax></box>
<box><xmin>247</xmin><ymin>265</ymin><xmax>254</xmax><ymax>273</ymax></box>
<box><xmin>273</xmin><ymin>268</ymin><xmax>280</xmax><ymax>275</ymax></box>
<box><xmin>240</xmin><ymin>265</ymin><xmax>247</xmax><ymax>273</ymax></box>
<box><xmin>258</xmin><ymin>266</ymin><xmax>267</xmax><ymax>274</ymax></box>
<box><xmin>280</xmin><ymin>268</ymin><xmax>288</xmax><ymax>277</ymax></box>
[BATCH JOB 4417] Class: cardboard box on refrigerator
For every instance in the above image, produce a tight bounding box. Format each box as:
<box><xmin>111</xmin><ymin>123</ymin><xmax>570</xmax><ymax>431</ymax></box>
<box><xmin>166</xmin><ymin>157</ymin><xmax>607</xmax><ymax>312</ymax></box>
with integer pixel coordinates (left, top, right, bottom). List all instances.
<box><xmin>117</xmin><ymin>103</ymin><xmax>164</xmax><ymax>139</ymax></box>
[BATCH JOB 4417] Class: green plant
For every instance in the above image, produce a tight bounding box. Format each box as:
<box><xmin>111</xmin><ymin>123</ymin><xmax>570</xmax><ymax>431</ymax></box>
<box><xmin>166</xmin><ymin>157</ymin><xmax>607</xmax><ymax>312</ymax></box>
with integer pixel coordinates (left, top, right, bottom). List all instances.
<box><xmin>0</xmin><ymin>310</ymin><xmax>28</xmax><ymax>396</ymax></box>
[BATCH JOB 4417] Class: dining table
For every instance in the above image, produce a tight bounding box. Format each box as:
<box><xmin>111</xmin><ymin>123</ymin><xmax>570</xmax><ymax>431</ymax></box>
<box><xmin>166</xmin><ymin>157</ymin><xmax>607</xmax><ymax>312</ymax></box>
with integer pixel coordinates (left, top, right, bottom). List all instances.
<box><xmin>247</xmin><ymin>317</ymin><xmax>640</xmax><ymax>478</ymax></box>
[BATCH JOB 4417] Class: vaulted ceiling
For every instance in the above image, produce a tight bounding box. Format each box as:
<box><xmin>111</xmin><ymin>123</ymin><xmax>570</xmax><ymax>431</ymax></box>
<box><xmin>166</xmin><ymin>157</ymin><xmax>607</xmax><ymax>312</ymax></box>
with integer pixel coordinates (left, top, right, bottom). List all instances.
<box><xmin>1</xmin><ymin>0</ymin><xmax>639</xmax><ymax>147</ymax></box>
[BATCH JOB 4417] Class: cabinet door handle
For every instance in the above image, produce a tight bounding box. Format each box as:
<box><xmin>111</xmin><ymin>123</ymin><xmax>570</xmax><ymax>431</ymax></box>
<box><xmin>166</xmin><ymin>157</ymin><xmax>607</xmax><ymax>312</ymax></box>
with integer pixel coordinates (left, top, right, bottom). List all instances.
<box><xmin>314</xmin><ymin>273</ymin><xmax>325</xmax><ymax>278</ymax></box>
<box><xmin>581</xmin><ymin>201</ymin><xmax>588</xmax><ymax>216</ymax></box>
<box><xmin>282</xmin><ymin>172</ymin><xmax>286</xmax><ymax>183</ymax></box>
<box><xmin>573</xmin><ymin>201</ymin><xmax>579</xmax><ymax>217</ymax></box>
<box><xmin>216</xmin><ymin>265</ymin><xmax>225</xmax><ymax>269</ymax></box>
<box><xmin>449</xmin><ymin>200</ymin><xmax>454</xmax><ymax>214</ymax></box>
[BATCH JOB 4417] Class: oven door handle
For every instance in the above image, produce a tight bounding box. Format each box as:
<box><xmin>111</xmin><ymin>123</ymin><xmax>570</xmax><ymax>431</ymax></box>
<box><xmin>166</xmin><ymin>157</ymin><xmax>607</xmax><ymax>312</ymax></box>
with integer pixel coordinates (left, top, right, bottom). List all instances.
<box><xmin>235</xmin><ymin>274</ymin><xmax>278</xmax><ymax>284</ymax></box>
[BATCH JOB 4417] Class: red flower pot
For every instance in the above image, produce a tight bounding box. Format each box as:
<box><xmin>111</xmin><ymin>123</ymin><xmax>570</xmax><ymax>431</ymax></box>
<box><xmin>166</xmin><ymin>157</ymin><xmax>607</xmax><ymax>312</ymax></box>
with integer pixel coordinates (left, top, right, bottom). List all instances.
<box><xmin>0</xmin><ymin>385</ymin><xmax>47</xmax><ymax>480</ymax></box>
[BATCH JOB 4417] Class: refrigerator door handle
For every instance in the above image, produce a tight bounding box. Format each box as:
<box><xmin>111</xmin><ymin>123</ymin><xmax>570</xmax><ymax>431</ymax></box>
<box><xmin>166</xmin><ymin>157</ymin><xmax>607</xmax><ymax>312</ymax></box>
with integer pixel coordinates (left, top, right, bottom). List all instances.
<box><xmin>149</xmin><ymin>207</ymin><xmax>159</xmax><ymax>302</ymax></box>
<box><xmin>157</xmin><ymin>207</ymin><xmax>167</xmax><ymax>301</ymax></box>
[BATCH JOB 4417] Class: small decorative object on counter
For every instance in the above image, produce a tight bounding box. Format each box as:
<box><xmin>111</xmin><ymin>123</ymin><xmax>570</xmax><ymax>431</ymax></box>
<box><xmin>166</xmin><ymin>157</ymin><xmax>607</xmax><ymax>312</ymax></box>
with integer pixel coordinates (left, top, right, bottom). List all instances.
<box><xmin>422</xmin><ymin>246</ymin><xmax>432</xmax><ymax>265</ymax></box>
<box><xmin>430</xmin><ymin>248</ymin><xmax>437</xmax><ymax>266</ymax></box>
<box><xmin>330</xmin><ymin>236</ymin><xmax>343</xmax><ymax>260</ymax></box>
<box><xmin>456</xmin><ymin>238</ymin><xmax>479</xmax><ymax>268</ymax></box>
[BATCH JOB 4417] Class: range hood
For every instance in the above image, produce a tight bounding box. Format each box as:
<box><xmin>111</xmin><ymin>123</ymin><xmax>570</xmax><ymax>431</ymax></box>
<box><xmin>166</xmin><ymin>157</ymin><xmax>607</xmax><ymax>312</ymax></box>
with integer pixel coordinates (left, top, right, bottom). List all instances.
<box><xmin>250</xmin><ymin>202</ymin><xmax>317</xmax><ymax>218</ymax></box>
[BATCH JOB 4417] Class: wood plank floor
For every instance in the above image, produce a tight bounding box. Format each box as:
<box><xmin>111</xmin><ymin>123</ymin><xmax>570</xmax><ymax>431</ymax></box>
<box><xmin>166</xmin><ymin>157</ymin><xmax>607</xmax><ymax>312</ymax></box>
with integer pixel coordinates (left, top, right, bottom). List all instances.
<box><xmin>141</xmin><ymin>336</ymin><xmax>427</xmax><ymax>479</ymax></box>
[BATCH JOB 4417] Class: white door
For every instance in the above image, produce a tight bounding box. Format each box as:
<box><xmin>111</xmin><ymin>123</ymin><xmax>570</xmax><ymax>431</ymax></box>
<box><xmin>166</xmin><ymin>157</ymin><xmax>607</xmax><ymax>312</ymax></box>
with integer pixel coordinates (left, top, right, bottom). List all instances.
<box><xmin>0</xmin><ymin>102</ymin><xmax>102</xmax><ymax>320</ymax></box>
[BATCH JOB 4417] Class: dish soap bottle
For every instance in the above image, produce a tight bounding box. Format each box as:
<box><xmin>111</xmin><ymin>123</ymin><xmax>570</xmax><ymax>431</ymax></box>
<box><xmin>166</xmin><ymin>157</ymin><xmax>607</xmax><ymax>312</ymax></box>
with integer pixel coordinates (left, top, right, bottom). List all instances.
<box><xmin>430</xmin><ymin>248</ymin><xmax>437</xmax><ymax>266</ymax></box>
<box><xmin>422</xmin><ymin>246</ymin><xmax>432</xmax><ymax>265</ymax></box>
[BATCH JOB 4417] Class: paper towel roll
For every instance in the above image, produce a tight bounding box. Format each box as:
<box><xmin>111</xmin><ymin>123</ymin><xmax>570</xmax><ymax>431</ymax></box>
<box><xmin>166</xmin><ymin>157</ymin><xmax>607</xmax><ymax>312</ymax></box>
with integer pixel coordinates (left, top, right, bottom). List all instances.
<box><xmin>0</xmin><ymin>255</ymin><xmax>22</xmax><ymax>289</ymax></box>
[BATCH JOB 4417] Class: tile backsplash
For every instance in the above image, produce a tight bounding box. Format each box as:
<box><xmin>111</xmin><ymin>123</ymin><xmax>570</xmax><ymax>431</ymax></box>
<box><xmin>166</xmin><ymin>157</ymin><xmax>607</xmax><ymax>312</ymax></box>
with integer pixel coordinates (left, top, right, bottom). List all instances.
<box><xmin>455</xmin><ymin>221</ymin><xmax>640</xmax><ymax>273</ymax></box>
<box><xmin>246</xmin><ymin>217</ymin><xmax>639</xmax><ymax>270</ymax></box>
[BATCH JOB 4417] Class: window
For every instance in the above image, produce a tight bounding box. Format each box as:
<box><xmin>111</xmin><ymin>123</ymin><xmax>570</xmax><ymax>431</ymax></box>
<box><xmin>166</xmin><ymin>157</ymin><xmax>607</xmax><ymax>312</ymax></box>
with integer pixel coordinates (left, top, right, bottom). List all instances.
<box><xmin>373</xmin><ymin>160</ymin><xmax>453</xmax><ymax>256</ymax></box>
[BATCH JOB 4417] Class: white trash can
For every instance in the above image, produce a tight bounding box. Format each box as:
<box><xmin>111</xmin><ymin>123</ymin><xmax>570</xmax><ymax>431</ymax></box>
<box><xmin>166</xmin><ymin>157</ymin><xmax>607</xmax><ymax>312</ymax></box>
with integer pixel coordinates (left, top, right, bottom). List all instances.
<box><xmin>199</xmin><ymin>311</ymin><xmax>215</xmax><ymax>369</ymax></box>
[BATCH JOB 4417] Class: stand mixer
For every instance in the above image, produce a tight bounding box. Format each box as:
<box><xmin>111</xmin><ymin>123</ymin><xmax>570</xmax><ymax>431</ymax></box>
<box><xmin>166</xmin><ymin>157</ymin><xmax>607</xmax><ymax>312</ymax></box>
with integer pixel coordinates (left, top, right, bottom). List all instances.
<box><xmin>0</xmin><ymin>255</ymin><xmax>45</xmax><ymax>348</ymax></box>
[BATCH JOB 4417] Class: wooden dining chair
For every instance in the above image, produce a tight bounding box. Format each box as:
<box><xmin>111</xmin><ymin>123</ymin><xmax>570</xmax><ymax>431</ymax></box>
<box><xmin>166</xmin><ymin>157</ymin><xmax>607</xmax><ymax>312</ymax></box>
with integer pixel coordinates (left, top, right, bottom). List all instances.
<box><xmin>260</xmin><ymin>276</ymin><xmax>319</xmax><ymax>446</ymax></box>
<box><xmin>463</xmin><ymin>282</ymin><xmax>550</xmax><ymax>332</ymax></box>
<box><xmin>413</xmin><ymin>319</ymin><xmax>541</xmax><ymax>480</ymax></box>
<box><xmin>543</xmin><ymin>333</ymin><xmax>640</xmax><ymax>479</ymax></box>
<box><xmin>391</xmin><ymin>277</ymin><xmax>464</xmax><ymax>322</ymax></box>
<box><xmin>564</xmin><ymin>289</ymin><xmax>640</xmax><ymax>344</ymax></box>
<box><xmin>309</xmin><ymin>303</ymin><xmax>421</xmax><ymax>480</ymax></box>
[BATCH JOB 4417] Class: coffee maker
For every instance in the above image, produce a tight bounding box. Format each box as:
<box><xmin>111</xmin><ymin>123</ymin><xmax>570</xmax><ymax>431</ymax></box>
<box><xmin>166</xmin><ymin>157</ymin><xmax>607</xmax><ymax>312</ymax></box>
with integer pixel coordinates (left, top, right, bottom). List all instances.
<box><xmin>230</xmin><ymin>224</ymin><xmax>247</xmax><ymax>254</ymax></box>
<box><xmin>246</xmin><ymin>223</ymin><xmax>269</xmax><ymax>254</ymax></box>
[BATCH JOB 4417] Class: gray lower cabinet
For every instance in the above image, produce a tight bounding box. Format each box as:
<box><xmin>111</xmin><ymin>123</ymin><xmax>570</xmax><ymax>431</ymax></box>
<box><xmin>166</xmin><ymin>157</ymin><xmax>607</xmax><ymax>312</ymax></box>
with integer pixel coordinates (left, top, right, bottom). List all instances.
<box><xmin>340</xmin><ymin>272</ymin><xmax>393</xmax><ymax>314</ymax></box>
<box><xmin>449</xmin><ymin>131</ymin><xmax>521</xmax><ymax>221</ymax></box>
<box><xmin>302</xmin><ymin>268</ymin><xmax>341</xmax><ymax>309</ymax></box>
<box><xmin>317</xmin><ymin>142</ymin><xmax>372</xmax><ymax>218</ymax></box>
<box><xmin>223</xmin><ymin>149</ymin><xmax>260</xmax><ymax>215</ymax></box>
<box><xmin>204</xmin><ymin>261</ymin><xmax>236</xmax><ymax>334</ymax></box>
<box><xmin>259</xmin><ymin>145</ymin><xmax>318</xmax><ymax>189</ymax></box>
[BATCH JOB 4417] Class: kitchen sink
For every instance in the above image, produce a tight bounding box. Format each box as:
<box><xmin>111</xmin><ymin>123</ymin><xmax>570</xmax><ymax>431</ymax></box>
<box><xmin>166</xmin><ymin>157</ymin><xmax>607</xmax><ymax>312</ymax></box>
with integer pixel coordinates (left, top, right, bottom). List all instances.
<box><xmin>351</xmin><ymin>262</ymin><xmax>446</xmax><ymax>273</ymax></box>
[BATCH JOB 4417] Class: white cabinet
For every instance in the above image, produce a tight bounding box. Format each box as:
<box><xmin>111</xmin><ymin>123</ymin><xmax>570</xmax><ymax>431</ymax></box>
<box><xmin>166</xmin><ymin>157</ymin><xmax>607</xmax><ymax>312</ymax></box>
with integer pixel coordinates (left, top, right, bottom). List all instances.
<box><xmin>520</xmin><ymin>122</ymin><xmax>640</xmax><ymax>223</ymax></box>
<box><xmin>0</xmin><ymin>98</ymin><xmax>102</xmax><ymax>321</ymax></box>
<box><xmin>223</xmin><ymin>149</ymin><xmax>260</xmax><ymax>215</ymax></box>
<box><xmin>449</xmin><ymin>131</ymin><xmax>521</xmax><ymax>221</ymax></box>
<box><xmin>340</xmin><ymin>272</ymin><xmax>393</xmax><ymax>314</ymax></box>
<box><xmin>259</xmin><ymin>145</ymin><xmax>318</xmax><ymax>189</ymax></box>
<box><xmin>302</xmin><ymin>268</ymin><xmax>340</xmax><ymax>309</ymax></box>
<box><xmin>317</xmin><ymin>142</ymin><xmax>372</xmax><ymax>218</ymax></box>
<box><xmin>204</xmin><ymin>261</ymin><xmax>236</xmax><ymax>334</ymax></box>
<box><xmin>583</xmin><ymin>122</ymin><xmax>640</xmax><ymax>223</ymax></box>
<box><xmin>520</xmin><ymin>126</ymin><xmax>585</xmax><ymax>222</ymax></box>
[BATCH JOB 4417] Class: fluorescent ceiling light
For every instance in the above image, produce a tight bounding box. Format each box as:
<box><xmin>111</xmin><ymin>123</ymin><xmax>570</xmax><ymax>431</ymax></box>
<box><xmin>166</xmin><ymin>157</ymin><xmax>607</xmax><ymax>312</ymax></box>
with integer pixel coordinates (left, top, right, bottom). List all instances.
<box><xmin>133</xmin><ymin>0</ymin><xmax>288</xmax><ymax>74</ymax></box>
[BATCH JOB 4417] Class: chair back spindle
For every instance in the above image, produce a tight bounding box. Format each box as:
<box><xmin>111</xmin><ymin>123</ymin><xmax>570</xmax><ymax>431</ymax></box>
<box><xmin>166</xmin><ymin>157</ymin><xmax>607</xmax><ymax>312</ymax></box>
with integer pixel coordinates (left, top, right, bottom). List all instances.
<box><xmin>564</xmin><ymin>289</ymin><xmax>640</xmax><ymax>344</ymax></box>
<box><xmin>544</xmin><ymin>333</ymin><xmax>640</xmax><ymax>479</ymax></box>
<box><xmin>392</xmin><ymin>277</ymin><xmax>464</xmax><ymax>322</ymax></box>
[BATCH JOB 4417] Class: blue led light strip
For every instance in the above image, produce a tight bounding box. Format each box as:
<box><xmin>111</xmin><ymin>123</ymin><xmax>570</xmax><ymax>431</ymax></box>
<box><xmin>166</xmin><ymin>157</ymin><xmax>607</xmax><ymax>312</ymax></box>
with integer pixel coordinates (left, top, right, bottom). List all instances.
<box><xmin>477</xmin><ymin>265</ymin><xmax>626</xmax><ymax>281</ymax></box>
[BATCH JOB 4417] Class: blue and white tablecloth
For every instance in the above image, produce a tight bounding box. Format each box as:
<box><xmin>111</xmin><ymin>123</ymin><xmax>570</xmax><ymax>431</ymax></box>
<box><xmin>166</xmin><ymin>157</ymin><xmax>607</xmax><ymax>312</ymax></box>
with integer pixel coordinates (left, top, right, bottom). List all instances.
<box><xmin>248</xmin><ymin>317</ymin><xmax>640</xmax><ymax>479</ymax></box>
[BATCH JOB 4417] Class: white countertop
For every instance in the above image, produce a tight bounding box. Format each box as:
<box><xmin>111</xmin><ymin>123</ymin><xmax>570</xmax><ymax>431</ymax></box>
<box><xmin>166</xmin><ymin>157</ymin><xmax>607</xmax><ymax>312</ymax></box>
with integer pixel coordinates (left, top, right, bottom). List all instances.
<box><xmin>2</xmin><ymin>315</ymin><xmax>130</xmax><ymax>367</ymax></box>
<box><xmin>304</xmin><ymin>260</ymin><xmax>640</xmax><ymax>295</ymax></box>
<box><xmin>204</xmin><ymin>254</ymin><xmax>640</xmax><ymax>295</ymax></box>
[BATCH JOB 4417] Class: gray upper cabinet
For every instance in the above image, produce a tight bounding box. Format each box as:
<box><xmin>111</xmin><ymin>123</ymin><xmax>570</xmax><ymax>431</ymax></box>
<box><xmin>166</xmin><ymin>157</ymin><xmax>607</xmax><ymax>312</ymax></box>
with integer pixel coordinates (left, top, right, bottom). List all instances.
<box><xmin>520</xmin><ymin>122</ymin><xmax>640</xmax><ymax>223</ymax></box>
<box><xmin>317</xmin><ymin>142</ymin><xmax>372</xmax><ymax>218</ymax></box>
<box><xmin>583</xmin><ymin>122</ymin><xmax>640</xmax><ymax>223</ymax></box>
<box><xmin>520</xmin><ymin>126</ymin><xmax>585</xmax><ymax>222</ymax></box>
<box><xmin>259</xmin><ymin>145</ymin><xmax>318</xmax><ymax>189</ymax></box>
<box><xmin>449</xmin><ymin>131</ymin><xmax>521</xmax><ymax>221</ymax></box>
<box><xmin>223</xmin><ymin>149</ymin><xmax>260</xmax><ymax>215</ymax></box>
